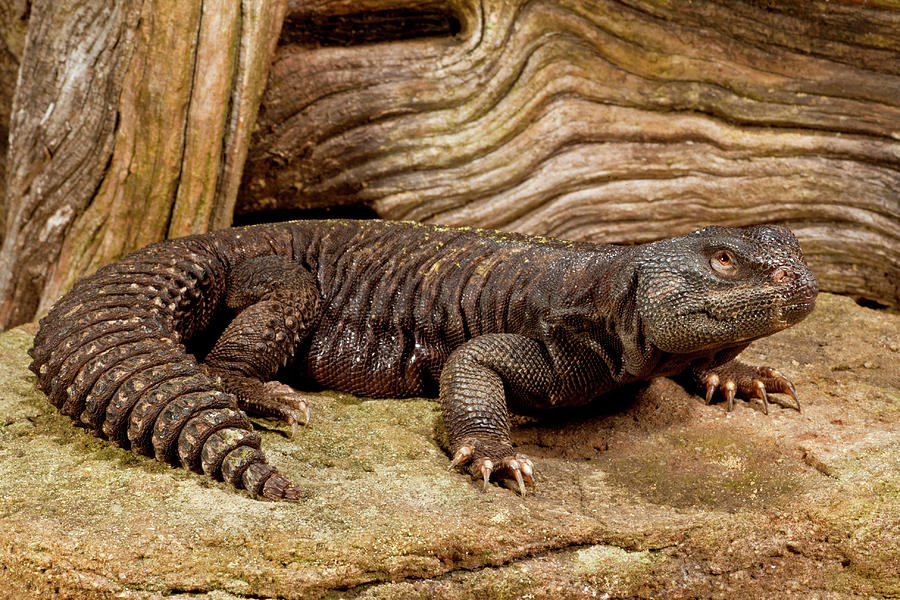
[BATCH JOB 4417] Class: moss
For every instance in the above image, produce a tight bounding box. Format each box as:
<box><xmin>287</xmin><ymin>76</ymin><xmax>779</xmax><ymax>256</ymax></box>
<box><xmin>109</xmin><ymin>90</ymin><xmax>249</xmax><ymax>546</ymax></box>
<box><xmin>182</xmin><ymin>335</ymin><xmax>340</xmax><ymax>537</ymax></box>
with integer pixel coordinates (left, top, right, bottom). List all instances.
<box><xmin>573</xmin><ymin>544</ymin><xmax>656</xmax><ymax>583</ymax></box>
<box><xmin>602</xmin><ymin>428</ymin><xmax>805</xmax><ymax>512</ymax></box>
<box><xmin>812</xmin><ymin>445</ymin><xmax>900</xmax><ymax>597</ymax></box>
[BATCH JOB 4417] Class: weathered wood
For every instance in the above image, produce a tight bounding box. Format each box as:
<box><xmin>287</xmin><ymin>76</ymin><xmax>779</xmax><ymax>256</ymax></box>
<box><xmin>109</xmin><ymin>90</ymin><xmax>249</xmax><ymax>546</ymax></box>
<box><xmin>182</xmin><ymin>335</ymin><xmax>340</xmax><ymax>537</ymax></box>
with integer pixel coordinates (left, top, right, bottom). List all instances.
<box><xmin>0</xmin><ymin>0</ymin><xmax>138</xmax><ymax>331</ymax></box>
<box><xmin>0</xmin><ymin>0</ymin><xmax>286</xmax><ymax>330</ymax></box>
<box><xmin>0</xmin><ymin>0</ymin><xmax>27</xmax><ymax>238</ymax></box>
<box><xmin>243</xmin><ymin>0</ymin><xmax>900</xmax><ymax>307</ymax></box>
<box><xmin>1</xmin><ymin>0</ymin><xmax>897</xmax><ymax>329</ymax></box>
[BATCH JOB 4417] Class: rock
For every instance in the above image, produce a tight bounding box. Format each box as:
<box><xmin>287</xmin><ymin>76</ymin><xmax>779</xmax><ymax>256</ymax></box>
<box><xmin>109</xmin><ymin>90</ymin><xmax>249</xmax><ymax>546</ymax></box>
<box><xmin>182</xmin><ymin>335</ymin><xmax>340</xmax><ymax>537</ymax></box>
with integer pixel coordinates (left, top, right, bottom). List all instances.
<box><xmin>0</xmin><ymin>293</ymin><xmax>897</xmax><ymax>599</ymax></box>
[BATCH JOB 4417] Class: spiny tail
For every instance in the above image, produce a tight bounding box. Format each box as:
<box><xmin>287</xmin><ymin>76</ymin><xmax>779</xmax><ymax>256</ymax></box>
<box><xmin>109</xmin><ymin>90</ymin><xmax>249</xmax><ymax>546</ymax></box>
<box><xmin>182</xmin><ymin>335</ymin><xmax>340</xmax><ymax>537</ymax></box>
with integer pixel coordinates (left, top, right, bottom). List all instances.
<box><xmin>29</xmin><ymin>235</ymin><xmax>303</xmax><ymax>501</ymax></box>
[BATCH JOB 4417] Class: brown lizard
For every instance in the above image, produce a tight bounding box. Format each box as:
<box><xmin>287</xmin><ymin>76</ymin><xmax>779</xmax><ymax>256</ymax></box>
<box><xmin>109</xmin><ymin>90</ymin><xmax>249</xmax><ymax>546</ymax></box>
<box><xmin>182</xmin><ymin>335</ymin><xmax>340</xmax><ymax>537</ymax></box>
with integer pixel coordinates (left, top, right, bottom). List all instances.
<box><xmin>29</xmin><ymin>220</ymin><xmax>818</xmax><ymax>499</ymax></box>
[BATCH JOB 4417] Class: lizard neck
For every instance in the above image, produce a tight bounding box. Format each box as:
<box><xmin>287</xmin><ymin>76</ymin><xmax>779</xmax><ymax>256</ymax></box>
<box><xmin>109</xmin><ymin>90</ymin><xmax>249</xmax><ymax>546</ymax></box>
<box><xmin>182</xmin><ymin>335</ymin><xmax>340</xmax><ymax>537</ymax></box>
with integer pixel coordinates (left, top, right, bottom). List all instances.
<box><xmin>532</xmin><ymin>248</ymin><xmax>660</xmax><ymax>387</ymax></box>
<box><xmin>549</xmin><ymin>249</ymin><xmax>723</xmax><ymax>385</ymax></box>
<box><xmin>591</xmin><ymin>250</ymin><xmax>664</xmax><ymax>381</ymax></box>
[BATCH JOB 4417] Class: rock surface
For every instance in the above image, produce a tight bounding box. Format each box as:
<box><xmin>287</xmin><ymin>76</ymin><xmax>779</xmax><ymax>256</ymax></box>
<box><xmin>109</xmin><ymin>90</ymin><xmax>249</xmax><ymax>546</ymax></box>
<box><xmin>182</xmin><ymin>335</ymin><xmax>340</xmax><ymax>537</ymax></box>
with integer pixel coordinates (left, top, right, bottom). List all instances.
<box><xmin>0</xmin><ymin>292</ymin><xmax>897</xmax><ymax>599</ymax></box>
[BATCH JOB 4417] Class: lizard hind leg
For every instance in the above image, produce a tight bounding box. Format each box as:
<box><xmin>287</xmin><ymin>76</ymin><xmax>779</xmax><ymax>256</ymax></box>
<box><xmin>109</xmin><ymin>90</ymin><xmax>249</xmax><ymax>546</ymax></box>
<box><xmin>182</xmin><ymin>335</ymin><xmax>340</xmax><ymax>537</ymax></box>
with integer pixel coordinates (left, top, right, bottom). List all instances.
<box><xmin>203</xmin><ymin>255</ymin><xmax>321</xmax><ymax>436</ymax></box>
<box><xmin>692</xmin><ymin>360</ymin><xmax>801</xmax><ymax>415</ymax></box>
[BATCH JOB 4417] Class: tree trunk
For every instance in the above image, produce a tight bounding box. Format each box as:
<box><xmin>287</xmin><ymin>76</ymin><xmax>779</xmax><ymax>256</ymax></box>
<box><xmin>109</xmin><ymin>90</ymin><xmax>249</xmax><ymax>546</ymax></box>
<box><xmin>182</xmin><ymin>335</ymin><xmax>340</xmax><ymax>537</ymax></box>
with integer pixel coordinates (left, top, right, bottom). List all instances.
<box><xmin>243</xmin><ymin>0</ymin><xmax>900</xmax><ymax>308</ymax></box>
<box><xmin>0</xmin><ymin>0</ymin><xmax>28</xmax><ymax>240</ymax></box>
<box><xmin>0</xmin><ymin>0</ymin><xmax>286</xmax><ymax>330</ymax></box>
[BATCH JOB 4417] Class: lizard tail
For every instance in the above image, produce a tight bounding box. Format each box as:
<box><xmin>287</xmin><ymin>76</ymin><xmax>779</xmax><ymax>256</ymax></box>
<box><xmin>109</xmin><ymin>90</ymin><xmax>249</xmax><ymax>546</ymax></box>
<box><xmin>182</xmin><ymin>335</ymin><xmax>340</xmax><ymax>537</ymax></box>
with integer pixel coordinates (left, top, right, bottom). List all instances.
<box><xmin>28</xmin><ymin>236</ymin><xmax>303</xmax><ymax>501</ymax></box>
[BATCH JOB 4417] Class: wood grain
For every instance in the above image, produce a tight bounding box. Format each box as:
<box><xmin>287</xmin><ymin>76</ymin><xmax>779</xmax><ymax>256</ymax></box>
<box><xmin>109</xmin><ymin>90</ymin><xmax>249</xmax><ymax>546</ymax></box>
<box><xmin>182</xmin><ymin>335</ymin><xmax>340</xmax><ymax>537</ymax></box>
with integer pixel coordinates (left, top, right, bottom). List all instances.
<box><xmin>243</xmin><ymin>0</ymin><xmax>900</xmax><ymax>307</ymax></box>
<box><xmin>0</xmin><ymin>0</ymin><xmax>287</xmax><ymax>329</ymax></box>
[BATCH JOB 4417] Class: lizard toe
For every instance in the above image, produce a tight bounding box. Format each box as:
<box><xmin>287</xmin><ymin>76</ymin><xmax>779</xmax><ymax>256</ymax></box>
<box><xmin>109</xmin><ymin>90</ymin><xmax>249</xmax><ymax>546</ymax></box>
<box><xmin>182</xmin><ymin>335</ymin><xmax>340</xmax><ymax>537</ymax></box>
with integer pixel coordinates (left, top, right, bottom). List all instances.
<box><xmin>448</xmin><ymin>444</ymin><xmax>474</xmax><ymax>470</ymax></box>
<box><xmin>498</xmin><ymin>454</ymin><xmax>534</xmax><ymax>496</ymax></box>
<box><xmin>474</xmin><ymin>457</ymin><xmax>493</xmax><ymax>491</ymax></box>
<box><xmin>702</xmin><ymin>372</ymin><xmax>720</xmax><ymax>405</ymax></box>
<box><xmin>751</xmin><ymin>379</ymin><xmax>770</xmax><ymax>415</ymax></box>
<box><xmin>758</xmin><ymin>367</ymin><xmax>801</xmax><ymax>411</ymax></box>
<box><xmin>738</xmin><ymin>369</ymin><xmax>801</xmax><ymax>412</ymax></box>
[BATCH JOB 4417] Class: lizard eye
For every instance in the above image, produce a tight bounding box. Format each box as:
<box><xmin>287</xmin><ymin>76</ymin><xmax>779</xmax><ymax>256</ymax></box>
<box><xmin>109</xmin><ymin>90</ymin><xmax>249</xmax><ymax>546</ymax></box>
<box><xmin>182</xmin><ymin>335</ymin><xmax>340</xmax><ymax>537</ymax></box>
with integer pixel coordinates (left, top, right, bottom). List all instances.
<box><xmin>710</xmin><ymin>250</ymin><xmax>737</xmax><ymax>275</ymax></box>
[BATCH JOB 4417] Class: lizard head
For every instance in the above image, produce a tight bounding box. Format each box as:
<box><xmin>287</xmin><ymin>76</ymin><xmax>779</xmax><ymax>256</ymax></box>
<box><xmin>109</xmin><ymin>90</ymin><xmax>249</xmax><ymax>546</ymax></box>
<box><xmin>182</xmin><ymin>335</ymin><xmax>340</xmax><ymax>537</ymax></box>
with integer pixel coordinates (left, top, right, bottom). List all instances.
<box><xmin>633</xmin><ymin>224</ymin><xmax>818</xmax><ymax>355</ymax></box>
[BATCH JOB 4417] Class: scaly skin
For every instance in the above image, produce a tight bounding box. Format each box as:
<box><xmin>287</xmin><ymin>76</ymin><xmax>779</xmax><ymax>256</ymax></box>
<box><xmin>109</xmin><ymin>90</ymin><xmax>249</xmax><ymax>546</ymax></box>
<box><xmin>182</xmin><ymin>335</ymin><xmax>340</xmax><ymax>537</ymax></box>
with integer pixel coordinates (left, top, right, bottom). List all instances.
<box><xmin>29</xmin><ymin>220</ymin><xmax>818</xmax><ymax>499</ymax></box>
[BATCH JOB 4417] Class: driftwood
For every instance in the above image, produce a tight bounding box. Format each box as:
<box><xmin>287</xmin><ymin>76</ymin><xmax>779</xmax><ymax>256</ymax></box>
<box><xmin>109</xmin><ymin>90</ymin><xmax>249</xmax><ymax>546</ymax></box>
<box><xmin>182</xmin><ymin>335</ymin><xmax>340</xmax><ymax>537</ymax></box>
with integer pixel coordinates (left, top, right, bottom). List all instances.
<box><xmin>0</xmin><ymin>0</ymin><xmax>286</xmax><ymax>329</ymax></box>
<box><xmin>244</xmin><ymin>0</ymin><xmax>900</xmax><ymax>308</ymax></box>
<box><xmin>0</xmin><ymin>0</ymin><xmax>898</xmax><ymax>331</ymax></box>
<box><xmin>0</xmin><ymin>0</ymin><xmax>27</xmax><ymax>237</ymax></box>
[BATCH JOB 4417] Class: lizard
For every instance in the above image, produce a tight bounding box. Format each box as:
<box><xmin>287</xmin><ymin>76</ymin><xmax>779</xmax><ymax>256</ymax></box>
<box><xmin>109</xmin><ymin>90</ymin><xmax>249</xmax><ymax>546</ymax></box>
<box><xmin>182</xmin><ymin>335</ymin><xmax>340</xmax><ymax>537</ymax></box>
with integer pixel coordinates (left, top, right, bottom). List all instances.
<box><xmin>29</xmin><ymin>219</ymin><xmax>818</xmax><ymax>500</ymax></box>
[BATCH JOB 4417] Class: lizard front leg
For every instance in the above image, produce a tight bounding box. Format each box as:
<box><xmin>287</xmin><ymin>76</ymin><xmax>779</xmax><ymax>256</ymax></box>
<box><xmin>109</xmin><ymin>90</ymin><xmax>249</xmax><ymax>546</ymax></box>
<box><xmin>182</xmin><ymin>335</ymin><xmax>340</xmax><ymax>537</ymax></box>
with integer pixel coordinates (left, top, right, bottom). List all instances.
<box><xmin>440</xmin><ymin>333</ymin><xmax>563</xmax><ymax>495</ymax></box>
<box><xmin>204</xmin><ymin>256</ymin><xmax>320</xmax><ymax>436</ymax></box>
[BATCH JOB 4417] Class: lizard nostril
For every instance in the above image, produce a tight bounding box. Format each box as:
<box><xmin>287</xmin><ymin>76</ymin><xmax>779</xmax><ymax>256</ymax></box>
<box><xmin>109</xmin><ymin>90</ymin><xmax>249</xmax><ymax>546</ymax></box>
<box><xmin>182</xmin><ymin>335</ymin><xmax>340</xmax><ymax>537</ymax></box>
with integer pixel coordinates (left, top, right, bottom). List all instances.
<box><xmin>773</xmin><ymin>267</ymin><xmax>789</xmax><ymax>283</ymax></box>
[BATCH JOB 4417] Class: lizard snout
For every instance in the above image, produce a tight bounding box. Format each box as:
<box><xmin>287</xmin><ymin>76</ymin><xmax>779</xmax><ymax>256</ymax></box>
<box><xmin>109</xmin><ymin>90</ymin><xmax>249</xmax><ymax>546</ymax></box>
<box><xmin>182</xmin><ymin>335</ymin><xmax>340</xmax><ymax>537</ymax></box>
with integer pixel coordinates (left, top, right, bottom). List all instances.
<box><xmin>770</xmin><ymin>265</ymin><xmax>810</xmax><ymax>285</ymax></box>
<box><xmin>773</xmin><ymin>262</ymin><xmax>818</xmax><ymax>324</ymax></box>
<box><xmin>771</xmin><ymin>265</ymin><xmax>811</xmax><ymax>289</ymax></box>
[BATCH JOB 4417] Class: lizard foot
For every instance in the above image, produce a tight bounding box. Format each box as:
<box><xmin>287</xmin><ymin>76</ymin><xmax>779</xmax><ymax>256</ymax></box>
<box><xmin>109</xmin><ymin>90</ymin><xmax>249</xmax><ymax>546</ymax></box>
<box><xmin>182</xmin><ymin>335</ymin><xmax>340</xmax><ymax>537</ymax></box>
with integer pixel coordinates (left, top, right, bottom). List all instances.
<box><xmin>696</xmin><ymin>361</ymin><xmax>800</xmax><ymax>415</ymax></box>
<box><xmin>448</xmin><ymin>440</ymin><xmax>534</xmax><ymax>496</ymax></box>
<box><xmin>251</xmin><ymin>381</ymin><xmax>311</xmax><ymax>438</ymax></box>
<box><xmin>209</xmin><ymin>369</ymin><xmax>312</xmax><ymax>438</ymax></box>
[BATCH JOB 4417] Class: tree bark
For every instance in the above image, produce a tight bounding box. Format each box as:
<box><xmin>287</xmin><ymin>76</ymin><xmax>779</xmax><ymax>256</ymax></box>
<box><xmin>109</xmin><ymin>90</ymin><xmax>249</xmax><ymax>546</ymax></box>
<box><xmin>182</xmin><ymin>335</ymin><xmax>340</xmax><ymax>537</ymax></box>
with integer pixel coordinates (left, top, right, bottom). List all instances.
<box><xmin>0</xmin><ymin>0</ymin><xmax>28</xmax><ymax>239</ymax></box>
<box><xmin>0</xmin><ymin>0</ymin><xmax>286</xmax><ymax>330</ymax></box>
<box><xmin>243</xmin><ymin>0</ymin><xmax>900</xmax><ymax>308</ymax></box>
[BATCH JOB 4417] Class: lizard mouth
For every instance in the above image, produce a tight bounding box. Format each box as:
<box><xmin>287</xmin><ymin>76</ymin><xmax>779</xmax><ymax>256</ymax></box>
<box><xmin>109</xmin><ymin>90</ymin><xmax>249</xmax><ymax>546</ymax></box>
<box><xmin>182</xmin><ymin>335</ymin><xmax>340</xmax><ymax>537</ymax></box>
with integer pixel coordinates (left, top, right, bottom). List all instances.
<box><xmin>779</xmin><ymin>297</ymin><xmax>816</xmax><ymax>325</ymax></box>
<box><xmin>778</xmin><ymin>279</ymin><xmax>818</xmax><ymax>324</ymax></box>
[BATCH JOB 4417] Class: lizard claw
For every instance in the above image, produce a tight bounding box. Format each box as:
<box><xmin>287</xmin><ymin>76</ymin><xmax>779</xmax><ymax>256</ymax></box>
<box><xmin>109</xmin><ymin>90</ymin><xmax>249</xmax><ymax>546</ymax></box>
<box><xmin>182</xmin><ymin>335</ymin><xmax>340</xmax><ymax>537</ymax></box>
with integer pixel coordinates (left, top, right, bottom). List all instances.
<box><xmin>752</xmin><ymin>380</ymin><xmax>770</xmax><ymax>415</ymax></box>
<box><xmin>299</xmin><ymin>401</ymin><xmax>311</xmax><ymax>429</ymax></box>
<box><xmin>703</xmin><ymin>373</ymin><xmax>719</xmax><ymax>405</ymax></box>
<box><xmin>283</xmin><ymin>400</ymin><xmax>312</xmax><ymax>439</ymax></box>
<box><xmin>478</xmin><ymin>458</ymin><xmax>493</xmax><ymax>491</ymax></box>
<box><xmin>724</xmin><ymin>380</ymin><xmax>736</xmax><ymax>412</ymax></box>
<box><xmin>448</xmin><ymin>445</ymin><xmax>474</xmax><ymax>470</ymax></box>
<box><xmin>518</xmin><ymin>455</ymin><xmax>535</xmax><ymax>487</ymax></box>
<box><xmin>512</xmin><ymin>464</ymin><xmax>526</xmax><ymax>495</ymax></box>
